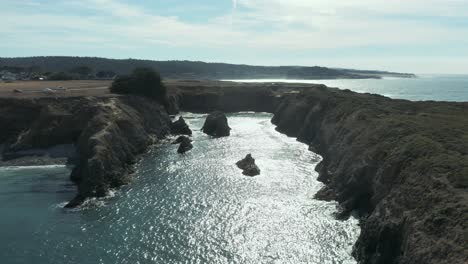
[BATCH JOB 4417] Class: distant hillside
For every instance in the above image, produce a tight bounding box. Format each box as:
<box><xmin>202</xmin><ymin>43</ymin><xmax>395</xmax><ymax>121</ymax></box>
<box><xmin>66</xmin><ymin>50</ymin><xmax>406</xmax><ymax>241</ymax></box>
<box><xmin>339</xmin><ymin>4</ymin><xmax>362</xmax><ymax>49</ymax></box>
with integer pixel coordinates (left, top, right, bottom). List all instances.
<box><xmin>333</xmin><ymin>68</ymin><xmax>417</xmax><ymax>78</ymax></box>
<box><xmin>0</xmin><ymin>56</ymin><xmax>416</xmax><ymax>80</ymax></box>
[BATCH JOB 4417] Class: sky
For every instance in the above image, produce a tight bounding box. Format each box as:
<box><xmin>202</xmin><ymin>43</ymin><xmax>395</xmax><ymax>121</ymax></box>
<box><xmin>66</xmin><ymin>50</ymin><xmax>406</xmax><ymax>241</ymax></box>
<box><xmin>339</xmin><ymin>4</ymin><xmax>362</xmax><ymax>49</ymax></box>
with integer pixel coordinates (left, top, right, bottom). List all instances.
<box><xmin>1</xmin><ymin>0</ymin><xmax>468</xmax><ymax>74</ymax></box>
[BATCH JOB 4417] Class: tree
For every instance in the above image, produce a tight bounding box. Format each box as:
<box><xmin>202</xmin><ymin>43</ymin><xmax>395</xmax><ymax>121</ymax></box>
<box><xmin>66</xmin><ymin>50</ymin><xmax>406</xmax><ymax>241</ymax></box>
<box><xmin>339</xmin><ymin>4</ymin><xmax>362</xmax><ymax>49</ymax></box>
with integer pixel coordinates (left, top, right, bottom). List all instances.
<box><xmin>110</xmin><ymin>67</ymin><xmax>166</xmax><ymax>101</ymax></box>
<box><xmin>69</xmin><ymin>66</ymin><xmax>93</xmax><ymax>77</ymax></box>
<box><xmin>96</xmin><ymin>70</ymin><xmax>116</xmax><ymax>79</ymax></box>
<box><xmin>48</xmin><ymin>72</ymin><xmax>73</xmax><ymax>80</ymax></box>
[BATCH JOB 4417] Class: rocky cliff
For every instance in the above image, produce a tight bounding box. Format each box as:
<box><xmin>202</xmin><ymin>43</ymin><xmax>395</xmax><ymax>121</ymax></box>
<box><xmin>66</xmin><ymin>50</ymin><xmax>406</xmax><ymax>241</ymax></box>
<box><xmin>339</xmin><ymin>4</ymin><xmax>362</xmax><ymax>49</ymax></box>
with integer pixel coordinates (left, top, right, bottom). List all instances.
<box><xmin>0</xmin><ymin>95</ymin><xmax>171</xmax><ymax>207</ymax></box>
<box><xmin>274</xmin><ymin>88</ymin><xmax>468</xmax><ymax>264</ymax></box>
<box><xmin>167</xmin><ymin>80</ymin><xmax>285</xmax><ymax>113</ymax></box>
<box><xmin>174</xmin><ymin>82</ymin><xmax>468</xmax><ymax>264</ymax></box>
<box><xmin>1</xmin><ymin>80</ymin><xmax>466</xmax><ymax>263</ymax></box>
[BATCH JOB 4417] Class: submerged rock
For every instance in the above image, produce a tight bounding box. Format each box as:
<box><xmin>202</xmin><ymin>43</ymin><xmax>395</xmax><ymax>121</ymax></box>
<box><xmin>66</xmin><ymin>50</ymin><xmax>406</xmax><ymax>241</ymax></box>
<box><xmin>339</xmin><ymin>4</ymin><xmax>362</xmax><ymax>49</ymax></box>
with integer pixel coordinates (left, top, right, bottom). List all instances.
<box><xmin>176</xmin><ymin>136</ymin><xmax>193</xmax><ymax>154</ymax></box>
<box><xmin>201</xmin><ymin>111</ymin><xmax>231</xmax><ymax>137</ymax></box>
<box><xmin>236</xmin><ymin>154</ymin><xmax>260</xmax><ymax>176</ymax></box>
<box><xmin>171</xmin><ymin>116</ymin><xmax>192</xmax><ymax>135</ymax></box>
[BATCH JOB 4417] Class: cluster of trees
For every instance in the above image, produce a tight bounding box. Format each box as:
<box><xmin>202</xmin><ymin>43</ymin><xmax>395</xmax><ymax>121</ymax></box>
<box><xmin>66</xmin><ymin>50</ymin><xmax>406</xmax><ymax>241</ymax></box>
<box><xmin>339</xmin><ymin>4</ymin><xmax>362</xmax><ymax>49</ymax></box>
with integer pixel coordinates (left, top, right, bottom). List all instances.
<box><xmin>110</xmin><ymin>67</ymin><xmax>166</xmax><ymax>102</ymax></box>
<box><xmin>46</xmin><ymin>66</ymin><xmax>117</xmax><ymax>80</ymax></box>
<box><xmin>0</xmin><ymin>63</ymin><xmax>117</xmax><ymax>81</ymax></box>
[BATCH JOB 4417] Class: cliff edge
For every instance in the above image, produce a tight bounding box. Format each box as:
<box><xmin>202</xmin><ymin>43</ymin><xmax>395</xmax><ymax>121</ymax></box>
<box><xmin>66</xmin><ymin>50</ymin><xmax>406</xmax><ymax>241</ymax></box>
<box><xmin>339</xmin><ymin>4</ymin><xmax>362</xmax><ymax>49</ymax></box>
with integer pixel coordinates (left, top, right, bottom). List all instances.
<box><xmin>0</xmin><ymin>95</ymin><xmax>171</xmax><ymax>207</ymax></box>
<box><xmin>172</xmin><ymin>81</ymin><xmax>467</xmax><ymax>264</ymax></box>
<box><xmin>271</xmin><ymin>87</ymin><xmax>468</xmax><ymax>264</ymax></box>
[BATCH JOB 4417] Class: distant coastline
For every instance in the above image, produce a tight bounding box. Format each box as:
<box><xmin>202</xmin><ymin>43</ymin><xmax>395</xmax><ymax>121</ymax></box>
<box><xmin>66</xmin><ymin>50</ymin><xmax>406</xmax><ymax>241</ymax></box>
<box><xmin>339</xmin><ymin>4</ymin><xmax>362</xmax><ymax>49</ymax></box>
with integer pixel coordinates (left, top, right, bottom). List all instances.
<box><xmin>0</xmin><ymin>56</ymin><xmax>416</xmax><ymax>81</ymax></box>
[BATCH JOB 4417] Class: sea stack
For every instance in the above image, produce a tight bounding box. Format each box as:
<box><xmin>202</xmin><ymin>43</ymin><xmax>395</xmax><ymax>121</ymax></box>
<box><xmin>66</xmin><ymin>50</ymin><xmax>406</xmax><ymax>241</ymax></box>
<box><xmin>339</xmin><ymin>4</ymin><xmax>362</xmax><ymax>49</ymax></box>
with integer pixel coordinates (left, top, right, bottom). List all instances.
<box><xmin>236</xmin><ymin>154</ymin><xmax>261</xmax><ymax>176</ymax></box>
<box><xmin>171</xmin><ymin>116</ymin><xmax>192</xmax><ymax>135</ymax></box>
<box><xmin>201</xmin><ymin>111</ymin><xmax>231</xmax><ymax>137</ymax></box>
<box><xmin>176</xmin><ymin>136</ymin><xmax>193</xmax><ymax>154</ymax></box>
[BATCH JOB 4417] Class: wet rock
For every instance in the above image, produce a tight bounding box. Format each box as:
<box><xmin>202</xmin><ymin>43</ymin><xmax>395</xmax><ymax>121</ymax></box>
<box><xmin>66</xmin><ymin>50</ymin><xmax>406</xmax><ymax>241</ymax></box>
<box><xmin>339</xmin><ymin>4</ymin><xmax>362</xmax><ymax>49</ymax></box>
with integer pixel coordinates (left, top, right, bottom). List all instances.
<box><xmin>201</xmin><ymin>111</ymin><xmax>231</xmax><ymax>137</ymax></box>
<box><xmin>236</xmin><ymin>154</ymin><xmax>260</xmax><ymax>176</ymax></box>
<box><xmin>64</xmin><ymin>195</ymin><xmax>86</xmax><ymax>208</ymax></box>
<box><xmin>0</xmin><ymin>96</ymin><xmax>172</xmax><ymax>208</ymax></box>
<box><xmin>172</xmin><ymin>135</ymin><xmax>192</xmax><ymax>145</ymax></box>
<box><xmin>170</xmin><ymin>116</ymin><xmax>192</xmax><ymax>135</ymax></box>
<box><xmin>177</xmin><ymin>136</ymin><xmax>193</xmax><ymax>154</ymax></box>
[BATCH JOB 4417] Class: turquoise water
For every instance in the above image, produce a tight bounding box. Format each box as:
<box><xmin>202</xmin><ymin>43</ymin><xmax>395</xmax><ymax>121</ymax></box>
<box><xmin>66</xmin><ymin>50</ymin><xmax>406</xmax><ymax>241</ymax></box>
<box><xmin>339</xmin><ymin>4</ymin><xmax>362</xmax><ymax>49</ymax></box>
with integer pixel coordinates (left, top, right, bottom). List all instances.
<box><xmin>226</xmin><ymin>74</ymin><xmax>468</xmax><ymax>102</ymax></box>
<box><xmin>0</xmin><ymin>166</ymin><xmax>76</xmax><ymax>263</ymax></box>
<box><xmin>0</xmin><ymin>113</ymin><xmax>360</xmax><ymax>264</ymax></box>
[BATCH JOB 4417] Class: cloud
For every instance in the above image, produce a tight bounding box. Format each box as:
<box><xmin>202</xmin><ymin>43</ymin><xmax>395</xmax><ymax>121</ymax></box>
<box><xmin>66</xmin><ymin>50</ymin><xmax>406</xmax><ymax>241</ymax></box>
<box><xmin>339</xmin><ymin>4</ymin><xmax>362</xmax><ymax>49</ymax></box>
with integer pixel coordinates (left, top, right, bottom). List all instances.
<box><xmin>86</xmin><ymin>0</ymin><xmax>144</xmax><ymax>17</ymax></box>
<box><xmin>1</xmin><ymin>0</ymin><xmax>467</xmax><ymax>72</ymax></box>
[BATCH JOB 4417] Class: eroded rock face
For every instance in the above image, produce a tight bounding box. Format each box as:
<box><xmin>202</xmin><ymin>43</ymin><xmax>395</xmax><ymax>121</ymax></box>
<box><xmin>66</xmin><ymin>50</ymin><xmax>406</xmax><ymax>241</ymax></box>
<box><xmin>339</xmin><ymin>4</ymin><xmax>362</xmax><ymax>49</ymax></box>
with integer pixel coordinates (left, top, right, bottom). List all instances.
<box><xmin>201</xmin><ymin>111</ymin><xmax>231</xmax><ymax>137</ymax></box>
<box><xmin>176</xmin><ymin>136</ymin><xmax>193</xmax><ymax>154</ymax></box>
<box><xmin>0</xmin><ymin>96</ymin><xmax>172</xmax><ymax>208</ymax></box>
<box><xmin>236</xmin><ymin>154</ymin><xmax>260</xmax><ymax>176</ymax></box>
<box><xmin>272</xmin><ymin>89</ymin><xmax>468</xmax><ymax>264</ymax></box>
<box><xmin>175</xmin><ymin>82</ymin><xmax>468</xmax><ymax>264</ymax></box>
<box><xmin>171</xmin><ymin>116</ymin><xmax>192</xmax><ymax>135</ymax></box>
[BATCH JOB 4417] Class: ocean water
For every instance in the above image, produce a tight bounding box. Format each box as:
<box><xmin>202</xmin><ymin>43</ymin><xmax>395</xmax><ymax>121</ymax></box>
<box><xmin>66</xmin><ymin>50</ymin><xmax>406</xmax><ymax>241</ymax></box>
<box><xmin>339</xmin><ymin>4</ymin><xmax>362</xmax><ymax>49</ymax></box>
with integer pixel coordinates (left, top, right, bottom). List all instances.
<box><xmin>0</xmin><ymin>113</ymin><xmax>359</xmax><ymax>264</ymax></box>
<box><xmin>226</xmin><ymin>74</ymin><xmax>468</xmax><ymax>102</ymax></box>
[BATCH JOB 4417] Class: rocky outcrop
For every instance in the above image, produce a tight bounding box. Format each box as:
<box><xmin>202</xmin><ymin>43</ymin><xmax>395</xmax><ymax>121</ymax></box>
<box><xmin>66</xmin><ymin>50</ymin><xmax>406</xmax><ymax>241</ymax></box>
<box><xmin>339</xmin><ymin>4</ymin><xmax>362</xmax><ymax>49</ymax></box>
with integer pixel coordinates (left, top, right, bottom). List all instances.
<box><xmin>1</xmin><ymin>80</ymin><xmax>466</xmax><ymax>264</ymax></box>
<box><xmin>167</xmin><ymin>80</ymin><xmax>285</xmax><ymax>113</ymax></box>
<box><xmin>271</xmin><ymin>88</ymin><xmax>468</xmax><ymax>264</ymax></box>
<box><xmin>236</xmin><ymin>154</ymin><xmax>260</xmax><ymax>176</ymax></box>
<box><xmin>170</xmin><ymin>116</ymin><xmax>192</xmax><ymax>135</ymax></box>
<box><xmin>176</xmin><ymin>136</ymin><xmax>193</xmax><ymax>154</ymax></box>
<box><xmin>172</xmin><ymin>135</ymin><xmax>191</xmax><ymax>145</ymax></box>
<box><xmin>173</xmin><ymin>81</ymin><xmax>467</xmax><ymax>264</ymax></box>
<box><xmin>0</xmin><ymin>96</ymin><xmax>171</xmax><ymax>208</ymax></box>
<box><xmin>201</xmin><ymin>111</ymin><xmax>231</xmax><ymax>137</ymax></box>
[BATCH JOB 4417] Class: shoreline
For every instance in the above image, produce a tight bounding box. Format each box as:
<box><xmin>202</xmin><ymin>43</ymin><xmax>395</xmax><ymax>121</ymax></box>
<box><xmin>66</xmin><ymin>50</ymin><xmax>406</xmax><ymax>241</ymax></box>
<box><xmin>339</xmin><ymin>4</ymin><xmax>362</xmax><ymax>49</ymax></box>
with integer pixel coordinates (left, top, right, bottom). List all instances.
<box><xmin>0</xmin><ymin>80</ymin><xmax>466</xmax><ymax>263</ymax></box>
<box><xmin>172</xmin><ymin>81</ymin><xmax>468</xmax><ymax>264</ymax></box>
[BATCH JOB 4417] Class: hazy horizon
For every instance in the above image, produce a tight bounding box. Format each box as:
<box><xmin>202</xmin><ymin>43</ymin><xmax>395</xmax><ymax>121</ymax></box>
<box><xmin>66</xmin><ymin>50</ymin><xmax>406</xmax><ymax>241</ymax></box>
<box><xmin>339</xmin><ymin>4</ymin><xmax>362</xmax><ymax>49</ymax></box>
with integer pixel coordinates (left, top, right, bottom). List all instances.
<box><xmin>1</xmin><ymin>0</ymin><xmax>467</xmax><ymax>74</ymax></box>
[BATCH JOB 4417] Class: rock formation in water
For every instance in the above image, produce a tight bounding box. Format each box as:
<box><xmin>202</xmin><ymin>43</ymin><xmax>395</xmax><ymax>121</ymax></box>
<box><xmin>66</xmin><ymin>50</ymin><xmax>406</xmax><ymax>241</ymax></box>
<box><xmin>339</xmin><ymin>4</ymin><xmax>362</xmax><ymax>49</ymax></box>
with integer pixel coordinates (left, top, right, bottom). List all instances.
<box><xmin>0</xmin><ymin>96</ymin><xmax>171</xmax><ymax>208</ymax></box>
<box><xmin>201</xmin><ymin>111</ymin><xmax>231</xmax><ymax>137</ymax></box>
<box><xmin>170</xmin><ymin>80</ymin><xmax>468</xmax><ymax>264</ymax></box>
<box><xmin>172</xmin><ymin>135</ymin><xmax>191</xmax><ymax>145</ymax></box>
<box><xmin>236</xmin><ymin>154</ymin><xmax>261</xmax><ymax>176</ymax></box>
<box><xmin>176</xmin><ymin>136</ymin><xmax>193</xmax><ymax>154</ymax></box>
<box><xmin>170</xmin><ymin>116</ymin><xmax>192</xmax><ymax>135</ymax></box>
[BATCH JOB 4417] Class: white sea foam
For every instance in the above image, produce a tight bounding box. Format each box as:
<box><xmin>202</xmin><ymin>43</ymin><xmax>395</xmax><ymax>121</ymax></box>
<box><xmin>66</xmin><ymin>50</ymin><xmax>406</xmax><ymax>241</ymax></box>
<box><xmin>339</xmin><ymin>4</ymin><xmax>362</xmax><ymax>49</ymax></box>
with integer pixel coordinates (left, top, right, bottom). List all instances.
<box><xmin>0</xmin><ymin>164</ymin><xmax>68</xmax><ymax>171</ymax></box>
<box><xmin>59</xmin><ymin>188</ymin><xmax>119</xmax><ymax>211</ymax></box>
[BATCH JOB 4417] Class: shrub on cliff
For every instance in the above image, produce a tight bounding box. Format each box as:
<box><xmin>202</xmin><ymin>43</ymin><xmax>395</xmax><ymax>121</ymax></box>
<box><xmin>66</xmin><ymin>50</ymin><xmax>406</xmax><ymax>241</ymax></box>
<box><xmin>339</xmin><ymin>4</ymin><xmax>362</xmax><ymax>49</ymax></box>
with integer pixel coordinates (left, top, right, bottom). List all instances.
<box><xmin>110</xmin><ymin>67</ymin><xmax>166</xmax><ymax>101</ymax></box>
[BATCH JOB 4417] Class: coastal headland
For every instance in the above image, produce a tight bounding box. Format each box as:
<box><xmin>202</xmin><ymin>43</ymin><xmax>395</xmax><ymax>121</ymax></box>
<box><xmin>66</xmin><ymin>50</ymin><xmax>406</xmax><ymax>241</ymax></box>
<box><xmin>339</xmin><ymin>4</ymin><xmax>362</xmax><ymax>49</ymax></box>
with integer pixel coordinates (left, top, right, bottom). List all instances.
<box><xmin>0</xmin><ymin>80</ymin><xmax>466</xmax><ymax>264</ymax></box>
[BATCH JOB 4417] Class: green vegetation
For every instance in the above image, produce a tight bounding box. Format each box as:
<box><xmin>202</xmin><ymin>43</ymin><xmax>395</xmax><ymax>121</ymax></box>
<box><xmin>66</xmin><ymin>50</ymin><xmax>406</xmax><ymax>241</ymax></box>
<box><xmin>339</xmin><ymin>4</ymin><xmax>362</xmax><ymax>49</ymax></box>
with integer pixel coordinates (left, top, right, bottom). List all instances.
<box><xmin>110</xmin><ymin>67</ymin><xmax>166</xmax><ymax>100</ymax></box>
<box><xmin>0</xmin><ymin>56</ymin><xmax>416</xmax><ymax>80</ymax></box>
<box><xmin>96</xmin><ymin>70</ymin><xmax>116</xmax><ymax>79</ymax></box>
<box><xmin>69</xmin><ymin>65</ymin><xmax>93</xmax><ymax>78</ymax></box>
<box><xmin>48</xmin><ymin>71</ymin><xmax>73</xmax><ymax>80</ymax></box>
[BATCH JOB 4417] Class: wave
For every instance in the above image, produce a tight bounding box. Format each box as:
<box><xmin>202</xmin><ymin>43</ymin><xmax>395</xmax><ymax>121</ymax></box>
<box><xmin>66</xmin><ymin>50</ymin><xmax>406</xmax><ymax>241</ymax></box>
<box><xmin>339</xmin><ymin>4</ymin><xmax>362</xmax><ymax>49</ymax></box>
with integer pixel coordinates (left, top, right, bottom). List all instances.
<box><xmin>0</xmin><ymin>164</ymin><xmax>69</xmax><ymax>171</ymax></box>
<box><xmin>57</xmin><ymin>188</ymin><xmax>119</xmax><ymax>211</ymax></box>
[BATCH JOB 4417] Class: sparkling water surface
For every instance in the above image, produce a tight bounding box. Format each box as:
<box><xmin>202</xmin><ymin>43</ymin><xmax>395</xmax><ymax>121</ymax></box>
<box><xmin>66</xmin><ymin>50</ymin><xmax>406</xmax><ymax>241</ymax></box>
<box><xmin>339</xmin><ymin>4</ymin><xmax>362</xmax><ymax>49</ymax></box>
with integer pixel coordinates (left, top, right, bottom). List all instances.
<box><xmin>226</xmin><ymin>74</ymin><xmax>468</xmax><ymax>102</ymax></box>
<box><xmin>0</xmin><ymin>113</ymin><xmax>360</xmax><ymax>264</ymax></box>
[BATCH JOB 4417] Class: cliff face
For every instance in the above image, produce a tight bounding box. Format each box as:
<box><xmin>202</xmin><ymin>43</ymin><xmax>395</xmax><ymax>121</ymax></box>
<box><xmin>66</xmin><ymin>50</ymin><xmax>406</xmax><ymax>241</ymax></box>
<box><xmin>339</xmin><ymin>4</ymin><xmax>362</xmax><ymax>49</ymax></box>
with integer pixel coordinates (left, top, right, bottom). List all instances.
<box><xmin>0</xmin><ymin>96</ymin><xmax>171</xmax><ymax>207</ymax></box>
<box><xmin>167</xmin><ymin>80</ymin><xmax>308</xmax><ymax>113</ymax></box>
<box><xmin>174</xmin><ymin>83</ymin><xmax>467</xmax><ymax>264</ymax></box>
<box><xmin>1</xmin><ymin>81</ymin><xmax>466</xmax><ymax>263</ymax></box>
<box><xmin>271</xmin><ymin>88</ymin><xmax>468</xmax><ymax>264</ymax></box>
